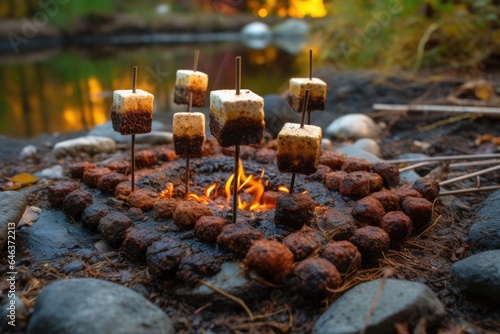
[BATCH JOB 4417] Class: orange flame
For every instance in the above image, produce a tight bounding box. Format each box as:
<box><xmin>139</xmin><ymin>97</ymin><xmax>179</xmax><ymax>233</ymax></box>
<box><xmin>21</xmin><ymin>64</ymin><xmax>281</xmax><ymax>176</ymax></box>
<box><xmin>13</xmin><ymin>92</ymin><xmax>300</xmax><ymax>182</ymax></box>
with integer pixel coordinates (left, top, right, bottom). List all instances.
<box><xmin>160</xmin><ymin>161</ymin><xmax>272</xmax><ymax>211</ymax></box>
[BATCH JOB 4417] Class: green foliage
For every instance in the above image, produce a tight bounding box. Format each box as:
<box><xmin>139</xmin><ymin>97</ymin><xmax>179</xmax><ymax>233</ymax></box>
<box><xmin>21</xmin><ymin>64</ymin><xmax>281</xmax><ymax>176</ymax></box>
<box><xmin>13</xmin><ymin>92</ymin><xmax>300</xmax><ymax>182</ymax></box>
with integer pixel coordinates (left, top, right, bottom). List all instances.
<box><xmin>316</xmin><ymin>0</ymin><xmax>500</xmax><ymax>71</ymax></box>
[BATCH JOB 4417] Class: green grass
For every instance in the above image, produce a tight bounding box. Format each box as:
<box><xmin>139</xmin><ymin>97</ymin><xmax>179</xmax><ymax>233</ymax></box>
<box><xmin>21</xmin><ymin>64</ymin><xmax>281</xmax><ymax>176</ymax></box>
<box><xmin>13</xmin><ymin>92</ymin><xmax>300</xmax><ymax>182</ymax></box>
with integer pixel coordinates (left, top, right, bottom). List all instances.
<box><xmin>314</xmin><ymin>0</ymin><xmax>500</xmax><ymax>71</ymax></box>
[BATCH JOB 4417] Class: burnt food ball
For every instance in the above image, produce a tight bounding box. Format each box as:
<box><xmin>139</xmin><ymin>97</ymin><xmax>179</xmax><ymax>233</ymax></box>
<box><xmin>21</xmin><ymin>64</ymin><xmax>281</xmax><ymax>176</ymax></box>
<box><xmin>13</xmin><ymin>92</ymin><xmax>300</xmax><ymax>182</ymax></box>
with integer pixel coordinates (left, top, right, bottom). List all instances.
<box><xmin>349</xmin><ymin>226</ymin><xmax>390</xmax><ymax>263</ymax></box>
<box><xmin>146</xmin><ymin>237</ymin><xmax>191</xmax><ymax>279</ymax></box>
<box><xmin>321</xmin><ymin>240</ymin><xmax>362</xmax><ymax>274</ymax></box>
<box><xmin>379</xmin><ymin>211</ymin><xmax>412</xmax><ymax>247</ymax></box>
<box><xmin>293</xmin><ymin>258</ymin><xmax>342</xmax><ymax>300</ymax></box>
<box><xmin>351</xmin><ymin>196</ymin><xmax>386</xmax><ymax>226</ymax></box>
<box><xmin>400</xmin><ymin>197</ymin><xmax>433</xmax><ymax>233</ymax></box>
<box><xmin>275</xmin><ymin>193</ymin><xmax>317</xmax><ymax>230</ymax></box>
<box><xmin>216</xmin><ymin>223</ymin><xmax>265</xmax><ymax>257</ymax></box>
<box><xmin>194</xmin><ymin>216</ymin><xmax>229</xmax><ymax>243</ymax></box>
<box><xmin>176</xmin><ymin>253</ymin><xmax>221</xmax><ymax>286</ymax></box>
<box><xmin>244</xmin><ymin>239</ymin><xmax>294</xmax><ymax>284</ymax></box>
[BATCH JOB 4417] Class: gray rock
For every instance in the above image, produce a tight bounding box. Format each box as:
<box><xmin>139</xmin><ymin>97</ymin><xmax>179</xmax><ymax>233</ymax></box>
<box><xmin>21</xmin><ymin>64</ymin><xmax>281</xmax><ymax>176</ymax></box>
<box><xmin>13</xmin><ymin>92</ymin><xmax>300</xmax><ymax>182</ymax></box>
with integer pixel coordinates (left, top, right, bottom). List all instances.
<box><xmin>314</xmin><ymin>279</ymin><xmax>445</xmax><ymax>334</ymax></box>
<box><xmin>241</xmin><ymin>21</ymin><xmax>271</xmax><ymax>38</ymax></box>
<box><xmin>469</xmin><ymin>190</ymin><xmax>500</xmax><ymax>249</ymax></box>
<box><xmin>451</xmin><ymin>250</ymin><xmax>500</xmax><ymax>303</ymax></box>
<box><xmin>62</xmin><ymin>259</ymin><xmax>85</xmax><ymax>273</ymax></box>
<box><xmin>53</xmin><ymin>136</ymin><xmax>116</xmax><ymax>158</ymax></box>
<box><xmin>89</xmin><ymin>121</ymin><xmax>170</xmax><ymax>145</ymax></box>
<box><xmin>19</xmin><ymin>144</ymin><xmax>37</xmax><ymax>158</ymax></box>
<box><xmin>0</xmin><ymin>191</ymin><xmax>27</xmax><ymax>249</ymax></box>
<box><xmin>353</xmin><ymin>138</ymin><xmax>382</xmax><ymax>158</ymax></box>
<box><xmin>35</xmin><ymin>165</ymin><xmax>64</xmax><ymax>179</ymax></box>
<box><xmin>175</xmin><ymin>262</ymin><xmax>270</xmax><ymax>303</ymax></box>
<box><xmin>272</xmin><ymin>19</ymin><xmax>310</xmax><ymax>37</ymax></box>
<box><xmin>325</xmin><ymin>114</ymin><xmax>382</xmax><ymax>140</ymax></box>
<box><xmin>27</xmin><ymin>278</ymin><xmax>175</xmax><ymax>334</ymax></box>
<box><xmin>263</xmin><ymin>94</ymin><xmax>300</xmax><ymax>138</ymax></box>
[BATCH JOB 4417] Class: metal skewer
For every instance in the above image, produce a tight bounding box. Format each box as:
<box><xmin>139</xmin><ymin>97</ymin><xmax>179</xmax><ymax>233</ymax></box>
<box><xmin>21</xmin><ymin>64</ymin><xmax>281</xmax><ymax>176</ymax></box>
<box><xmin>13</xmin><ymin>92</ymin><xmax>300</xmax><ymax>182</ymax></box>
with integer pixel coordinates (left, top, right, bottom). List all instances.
<box><xmin>307</xmin><ymin>49</ymin><xmax>312</xmax><ymax>125</ymax></box>
<box><xmin>131</xmin><ymin>65</ymin><xmax>138</xmax><ymax>192</ymax></box>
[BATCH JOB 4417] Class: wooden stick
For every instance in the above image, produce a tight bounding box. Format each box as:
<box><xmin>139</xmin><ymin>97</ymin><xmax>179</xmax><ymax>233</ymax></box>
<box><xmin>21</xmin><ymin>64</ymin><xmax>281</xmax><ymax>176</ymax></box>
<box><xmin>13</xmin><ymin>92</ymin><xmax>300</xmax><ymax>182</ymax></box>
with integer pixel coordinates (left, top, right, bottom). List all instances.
<box><xmin>131</xmin><ymin>65</ymin><xmax>138</xmax><ymax>191</ymax></box>
<box><xmin>439</xmin><ymin>164</ymin><xmax>500</xmax><ymax>186</ymax></box>
<box><xmin>185</xmin><ymin>92</ymin><xmax>194</xmax><ymax>199</ymax></box>
<box><xmin>386</xmin><ymin>153</ymin><xmax>500</xmax><ymax>165</ymax></box>
<box><xmin>233</xmin><ymin>56</ymin><xmax>242</xmax><ymax>223</ymax></box>
<box><xmin>300</xmin><ymin>89</ymin><xmax>310</xmax><ymax>128</ymax></box>
<box><xmin>289</xmin><ymin>89</ymin><xmax>311</xmax><ymax>194</ymax></box>
<box><xmin>233</xmin><ymin>146</ymin><xmax>240</xmax><ymax>224</ymax></box>
<box><xmin>132</xmin><ymin>66</ymin><xmax>137</xmax><ymax>93</ymax></box>
<box><xmin>193</xmin><ymin>49</ymin><xmax>200</xmax><ymax>72</ymax></box>
<box><xmin>289</xmin><ymin>173</ymin><xmax>295</xmax><ymax>194</ymax></box>
<box><xmin>439</xmin><ymin>185</ymin><xmax>500</xmax><ymax>196</ymax></box>
<box><xmin>373</xmin><ymin>103</ymin><xmax>500</xmax><ymax>117</ymax></box>
<box><xmin>185</xmin><ymin>154</ymin><xmax>190</xmax><ymax>198</ymax></box>
<box><xmin>309</xmin><ymin>49</ymin><xmax>312</xmax><ymax>80</ymax></box>
<box><xmin>235</xmin><ymin>56</ymin><xmax>241</xmax><ymax>95</ymax></box>
<box><xmin>399</xmin><ymin>158</ymin><xmax>500</xmax><ymax>172</ymax></box>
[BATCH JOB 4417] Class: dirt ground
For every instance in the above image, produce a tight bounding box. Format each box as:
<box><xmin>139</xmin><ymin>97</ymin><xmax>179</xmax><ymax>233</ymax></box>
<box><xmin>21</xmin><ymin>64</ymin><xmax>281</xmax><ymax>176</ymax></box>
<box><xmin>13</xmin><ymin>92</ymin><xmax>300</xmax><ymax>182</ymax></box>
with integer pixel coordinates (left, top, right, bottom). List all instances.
<box><xmin>1</xmin><ymin>68</ymin><xmax>500</xmax><ymax>333</ymax></box>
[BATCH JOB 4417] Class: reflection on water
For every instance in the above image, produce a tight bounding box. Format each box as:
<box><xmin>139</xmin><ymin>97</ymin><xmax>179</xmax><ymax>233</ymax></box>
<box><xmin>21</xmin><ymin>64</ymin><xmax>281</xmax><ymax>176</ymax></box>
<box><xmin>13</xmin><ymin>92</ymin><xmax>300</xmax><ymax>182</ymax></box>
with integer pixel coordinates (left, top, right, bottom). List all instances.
<box><xmin>0</xmin><ymin>43</ymin><xmax>303</xmax><ymax>138</ymax></box>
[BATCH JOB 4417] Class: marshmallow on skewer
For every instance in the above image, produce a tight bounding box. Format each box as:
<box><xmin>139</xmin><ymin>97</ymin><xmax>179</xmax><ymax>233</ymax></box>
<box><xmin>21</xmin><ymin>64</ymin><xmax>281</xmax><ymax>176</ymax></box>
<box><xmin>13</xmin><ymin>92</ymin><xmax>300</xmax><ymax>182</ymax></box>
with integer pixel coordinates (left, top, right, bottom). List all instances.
<box><xmin>111</xmin><ymin>89</ymin><xmax>154</xmax><ymax>135</ymax></box>
<box><xmin>276</xmin><ymin>122</ymin><xmax>322</xmax><ymax>175</ymax></box>
<box><xmin>174</xmin><ymin>70</ymin><xmax>209</xmax><ymax>107</ymax></box>
<box><xmin>287</xmin><ymin>78</ymin><xmax>326</xmax><ymax>112</ymax></box>
<box><xmin>173</xmin><ymin>112</ymin><xmax>206</xmax><ymax>156</ymax></box>
<box><xmin>209</xmin><ymin>89</ymin><xmax>265</xmax><ymax>147</ymax></box>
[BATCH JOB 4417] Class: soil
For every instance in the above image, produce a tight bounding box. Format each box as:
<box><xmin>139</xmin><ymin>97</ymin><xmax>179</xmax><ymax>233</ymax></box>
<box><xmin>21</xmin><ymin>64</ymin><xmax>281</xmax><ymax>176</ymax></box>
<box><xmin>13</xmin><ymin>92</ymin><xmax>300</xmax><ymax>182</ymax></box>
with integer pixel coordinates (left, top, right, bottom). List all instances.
<box><xmin>1</xmin><ymin>69</ymin><xmax>500</xmax><ymax>333</ymax></box>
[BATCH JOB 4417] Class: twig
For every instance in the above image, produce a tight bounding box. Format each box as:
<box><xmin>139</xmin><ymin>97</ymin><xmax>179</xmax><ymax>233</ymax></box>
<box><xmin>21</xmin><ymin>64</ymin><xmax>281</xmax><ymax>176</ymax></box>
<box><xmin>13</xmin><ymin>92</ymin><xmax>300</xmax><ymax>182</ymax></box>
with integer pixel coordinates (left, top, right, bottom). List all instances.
<box><xmin>439</xmin><ymin>185</ymin><xmax>500</xmax><ymax>196</ymax></box>
<box><xmin>373</xmin><ymin>103</ymin><xmax>500</xmax><ymax>117</ymax></box>
<box><xmin>198</xmin><ymin>279</ymin><xmax>254</xmax><ymax>321</ymax></box>
<box><xmin>385</xmin><ymin>153</ymin><xmax>500</xmax><ymax>165</ymax></box>
<box><xmin>439</xmin><ymin>164</ymin><xmax>500</xmax><ymax>186</ymax></box>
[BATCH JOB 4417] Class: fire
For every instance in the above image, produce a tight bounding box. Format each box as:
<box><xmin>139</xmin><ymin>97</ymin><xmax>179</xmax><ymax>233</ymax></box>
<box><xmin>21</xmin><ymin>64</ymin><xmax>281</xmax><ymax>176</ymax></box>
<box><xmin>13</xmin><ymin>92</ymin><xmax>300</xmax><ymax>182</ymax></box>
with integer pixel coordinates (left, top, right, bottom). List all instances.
<box><xmin>161</xmin><ymin>161</ymin><xmax>274</xmax><ymax>211</ymax></box>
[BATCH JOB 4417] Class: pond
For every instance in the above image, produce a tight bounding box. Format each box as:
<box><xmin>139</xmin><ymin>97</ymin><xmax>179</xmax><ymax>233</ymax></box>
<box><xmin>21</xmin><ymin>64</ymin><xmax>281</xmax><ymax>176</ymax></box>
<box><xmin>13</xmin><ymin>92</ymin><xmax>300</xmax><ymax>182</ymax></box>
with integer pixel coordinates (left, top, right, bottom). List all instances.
<box><xmin>0</xmin><ymin>41</ymin><xmax>305</xmax><ymax>138</ymax></box>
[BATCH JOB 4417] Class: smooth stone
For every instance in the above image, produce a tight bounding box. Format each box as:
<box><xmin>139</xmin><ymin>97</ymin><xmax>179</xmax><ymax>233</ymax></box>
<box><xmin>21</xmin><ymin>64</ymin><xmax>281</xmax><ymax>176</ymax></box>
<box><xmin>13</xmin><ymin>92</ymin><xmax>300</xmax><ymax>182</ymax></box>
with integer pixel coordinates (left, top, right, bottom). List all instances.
<box><xmin>469</xmin><ymin>190</ymin><xmax>500</xmax><ymax>250</ymax></box>
<box><xmin>1</xmin><ymin>294</ymin><xmax>29</xmax><ymax>331</ymax></box>
<box><xmin>89</xmin><ymin>121</ymin><xmax>169</xmax><ymax>144</ymax></box>
<box><xmin>272</xmin><ymin>18</ymin><xmax>310</xmax><ymax>37</ymax></box>
<box><xmin>53</xmin><ymin>136</ymin><xmax>116</xmax><ymax>158</ymax></box>
<box><xmin>19</xmin><ymin>144</ymin><xmax>37</xmax><ymax>158</ymax></box>
<box><xmin>263</xmin><ymin>94</ymin><xmax>300</xmax><ymax>138</ymax></box>
<box><xmin>175</xmin><ymin>262</ymin><xmax>270</xmax><ymax>303</ymax></box>
<box><xmin>16</xmin><ymin>210</ymin><xmax>95</xmax><ymax>262</ymax></box>
<box><xmin>35</xmin><ymin>165</ymin><xmax>64</xmax><ymax>179</ymax></box>
<box><xmin>62</xmin><ymin>259</ymin><xmax>85</xmax><ymax>273</ymax></box>
<box><xmin>0</xmin><ymin>191</ymin><xmax>27</xmax><ymax>249</ymax></box>
<box><xmin>352</xmin><ymin>138</ymin><xmax>382</xmax><ymax>158</ymax></box>
<box><xmin>314</xmin><ymin>279</ymin><xmax>446</xmax><ymax>334</ymax></box>
<box><xmin>27</xmin><ymin>278</ymin><xmax>175</xmax><ymax>334</ymax></box>
<box><xmin>451</xmin><ymin>250</ymin><xmax>500</xmax><ymax>303</ymax></box>
<box><xmin>241</xmin><ymin>21</ymin><xmax>271</xmax><ymax>38</ymax></box>
<box><xmin>325</xmin><ymin>114</ymin><xmax>382</xmax><ymax>140</ymax></box>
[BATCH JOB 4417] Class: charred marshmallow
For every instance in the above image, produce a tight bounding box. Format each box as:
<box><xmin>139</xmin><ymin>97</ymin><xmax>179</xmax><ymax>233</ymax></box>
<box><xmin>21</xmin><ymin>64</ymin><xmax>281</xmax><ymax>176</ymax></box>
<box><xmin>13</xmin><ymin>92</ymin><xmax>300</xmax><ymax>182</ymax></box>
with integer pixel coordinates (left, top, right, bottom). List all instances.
<box><xmin>277</xmin><ymin>122</ymin><xmax>322</xmax><ymax>175</ymax></box>
<box><xmin>287</xmin><ymin>78</ymin><xmax>327</xmax><ymax>112</ymax></box>
<box><xmin>209</xmin><ymin>89</ymin><xmax>265</xmax><ymax>147</ymax></box>
<box><xmin>174</xmin><ymin>70</ymin><xmax>209</xmax><ymax>107</ymax></box>
<box><xmin>111</xmin><ymin>89</ymin><xmax>153</xmax><ymax>135</ymax></box>
<box><xmin>173</xmin><ymin>112</ymin><xmax>206</xmax><ymax>156</ymax></box>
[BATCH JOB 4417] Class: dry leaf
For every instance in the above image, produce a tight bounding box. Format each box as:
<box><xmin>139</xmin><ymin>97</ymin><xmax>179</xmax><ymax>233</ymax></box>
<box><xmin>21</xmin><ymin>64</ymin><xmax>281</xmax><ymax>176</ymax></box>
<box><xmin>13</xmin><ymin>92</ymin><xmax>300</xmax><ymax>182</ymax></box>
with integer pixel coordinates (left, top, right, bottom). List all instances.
<box><xmin>10</xmin><ymin>173</ymin><xmax>39</xmax><ymax>186</ymax></box>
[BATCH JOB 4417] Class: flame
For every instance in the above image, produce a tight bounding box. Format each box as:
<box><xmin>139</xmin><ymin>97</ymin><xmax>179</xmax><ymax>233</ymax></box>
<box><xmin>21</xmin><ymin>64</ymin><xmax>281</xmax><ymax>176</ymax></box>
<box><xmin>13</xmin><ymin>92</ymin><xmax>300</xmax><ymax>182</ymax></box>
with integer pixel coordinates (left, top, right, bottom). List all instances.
<box><xmin>160</xmin><ymin>161</ymin><xmax>272</xmax><ymax>211</ymax></box>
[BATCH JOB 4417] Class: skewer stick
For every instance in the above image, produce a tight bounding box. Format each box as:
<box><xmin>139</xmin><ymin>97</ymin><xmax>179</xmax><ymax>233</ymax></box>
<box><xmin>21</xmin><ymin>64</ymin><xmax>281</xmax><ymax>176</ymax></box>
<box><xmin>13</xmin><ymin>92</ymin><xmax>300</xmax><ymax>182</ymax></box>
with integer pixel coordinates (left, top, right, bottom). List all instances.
<box><xmin>309</xmin><ymin>49</ymin><xmax>313</xmax><ymax>80</ymax></box>
<box><xmin>289</xmin><ymin>89</ymin><xmax>311</xmax><ymax>194</ymax></box>
<box><xmin>233</xmin><ymin>56</ymin><xmax>242</xmax><ymax>223</ymax></box>
<box><xmin>386</xmin><ymin>153</ymin><xmax>500</xmax><ymax>165</ymax></box>
<box><xmin>131</xmin><ymin>65</ymin><xmax>138</xmax><ymax>191</ymax></box>
<box><xmin>193</xmin><ymin>49</ymin><xmax>200</xmax><ymax>72</ymax></box>
<box><xmin>184</xmin><ymin>92</ymin><xmax>194</xmax><ymax>198</ymax></box>
<box><xmin>439</xmin><ymin>164</ymin><xmax>500</xmax><ymax>186</ymax></box>
<box><xmin>439</xmin><ymin>185</ymin><xmax>500</xmax><ymax>196</ymax></box>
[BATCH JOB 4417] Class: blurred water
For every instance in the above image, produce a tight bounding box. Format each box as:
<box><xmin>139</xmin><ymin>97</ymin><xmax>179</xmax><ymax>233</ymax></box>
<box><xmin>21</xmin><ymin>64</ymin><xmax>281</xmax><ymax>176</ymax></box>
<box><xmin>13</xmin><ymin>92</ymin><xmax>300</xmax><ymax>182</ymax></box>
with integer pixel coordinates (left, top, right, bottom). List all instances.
<box><xmin>0</xmin><ymin>42</ymin><xmax>302</xmax><ymax>138</ymax></box>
